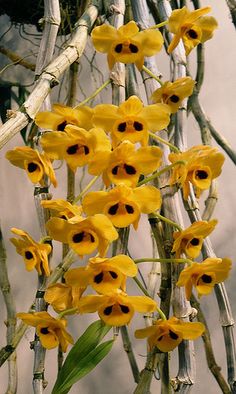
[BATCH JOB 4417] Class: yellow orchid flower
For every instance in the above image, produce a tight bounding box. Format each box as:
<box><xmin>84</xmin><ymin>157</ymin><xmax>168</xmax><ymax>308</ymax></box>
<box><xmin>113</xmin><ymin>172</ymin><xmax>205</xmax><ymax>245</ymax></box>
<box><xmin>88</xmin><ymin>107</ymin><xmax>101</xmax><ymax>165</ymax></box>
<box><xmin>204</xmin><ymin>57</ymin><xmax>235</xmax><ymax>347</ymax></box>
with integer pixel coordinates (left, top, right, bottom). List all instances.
<box><xmin>135</xmin><ymin>316</ymin><xmax>205</xmax><ymax>352</ymax></box>
<box><xmin>151</xmin><ymin>77</ymin><xmax>195</xmax><ymax>113</ymax></box>
<box><xmin>5</xmin><ymin>146</ymin><xmax>57</xmax><ymax>187</ymax></box>
<box><xmin>17</xmin><ymin>311</ymin><xmax>74</xmax><ymax>352</ymax></box>
<box><xmin>177</xmin><ymin>257</ymin><xmax>232</xmax><ymax>300</ymax></box>
<box><xmin>41</xmin><ymin>199</ymin><xmax>83</xmax><ymax>220</ymax></box>
<box><xmin>62</xmin><ymin>254</ymin><xmax>137</xmax><ymax>296</ymax></box>
<box><xmin>82</xmin><ymin>184</ymin><xmax>162</xmax><ymax>229</ymax></box>
<box><xmin>172</xmin><ymin>219</ymin><xmax>217</xmax><ymax>258</ymax></box>
<box><xmin>46</xmin><ymin>214</ymin><xmax>118</xmax><ymax>257</ymax></box>
<box><xmin>10</xmin><ymin>228</ymin><xmax>51</xmax><ymax>276</ymax></box>
<box><xmin>88</xmin><ymin>140</ymin><xmax>162</xmax><ymax>188</ymax></box>
<box><xmin>40</xmin><ymin>125</ymin><xmax>111</xmax><ymax>172</ymax></box>
<box><xmin>169</xmin><ymin>145</ymin><xmax>225</xmax><ymax>199</ymax></box>
<box><xmin>34</xmin><ymin>103</ymin><xmax>94</xmax><ymax>131</ymax></box>
<box><xmin>78</xmin><ymin>288</ymin><xmax>157</xmax><ymax>326</ymax></box>
<box><xmin>91</xmin><ymin>20</ymin><xmax>163</xmax><ymax>70</ymax></box>
<box><xmin>168</xmin><ymin>6</ymin><xmax>218</xmax><ymax>55</ymax></box>
<box><xmin>44</xmin><ymin>282</ymin><xmax>86</xmax><ymax>313</ymax></box>
<box><xmin>92</xmin><ymin>95</ymin><xmax>170</xmax><ymax>146</ymax></box>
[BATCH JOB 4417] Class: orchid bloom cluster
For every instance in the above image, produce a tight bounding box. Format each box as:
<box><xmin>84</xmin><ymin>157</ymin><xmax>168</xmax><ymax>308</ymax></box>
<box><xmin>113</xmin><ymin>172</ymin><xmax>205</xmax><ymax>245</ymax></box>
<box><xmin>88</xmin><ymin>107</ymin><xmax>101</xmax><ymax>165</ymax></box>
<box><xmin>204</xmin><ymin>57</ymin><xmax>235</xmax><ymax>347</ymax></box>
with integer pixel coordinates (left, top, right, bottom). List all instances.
<box><xmin>6</xmin><ymin>5</ymin><xmax>232</xmax><ymax>361</ymax></box>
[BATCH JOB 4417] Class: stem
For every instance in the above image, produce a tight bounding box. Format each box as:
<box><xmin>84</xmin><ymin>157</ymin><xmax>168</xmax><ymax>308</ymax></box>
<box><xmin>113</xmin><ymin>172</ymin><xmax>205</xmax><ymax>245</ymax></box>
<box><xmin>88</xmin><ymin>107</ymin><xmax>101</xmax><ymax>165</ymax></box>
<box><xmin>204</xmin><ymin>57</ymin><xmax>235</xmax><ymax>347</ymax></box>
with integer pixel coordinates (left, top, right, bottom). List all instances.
<box><xmin>150</xmin><ymin>212</ymin><xmax>182</xmax><ymax>231</ymax></box>
<box><xmin>73</xmin><ymin>175</ymin><xmax>99</xmax><ymax>203</ymax></box>
<box><xmin>191</xmin><ymin>294</ymin><xmax>231</xmax><ymax>394</ymax></box>
<box><xmin>150</xmin><ymin>20</ymin><xmax>168</xmax><ymax>29</ymax></box>
<box><xmin>135</xmin><ymin>258</ymin><xmax>192</xmax><ymax>265</ymax></box>
<box><xmin>142</xmin><ymin>65</ymin><xmax>163</xmax><ymax>86</ymax></box>
<box><xmin>149</xmin><ymin>131</ymin><xmax>180</xmax><ymax>152</ymax></box>
<box><xmin>137</xmin><ymin>160</ymin><xmax>185</xmax><ymax>186</ymax></box>
<box><xmin>0</xmin><ymin>226</ymin><xmax>17</xmax><ymax>393</ymax></box>
<box><xmin>75</xmin><ymin>79</ymin><xmax>111</xmax><ymax>108</ymax></box>
<box><xmin>133</xmin><ymin>278</ymin><xmax>166</xmax><ymax>322</ymax></box>
<box><xmin>121</xmin><ymin>326</ymin><xmax>140</xmax><ymax>383</ymax></box>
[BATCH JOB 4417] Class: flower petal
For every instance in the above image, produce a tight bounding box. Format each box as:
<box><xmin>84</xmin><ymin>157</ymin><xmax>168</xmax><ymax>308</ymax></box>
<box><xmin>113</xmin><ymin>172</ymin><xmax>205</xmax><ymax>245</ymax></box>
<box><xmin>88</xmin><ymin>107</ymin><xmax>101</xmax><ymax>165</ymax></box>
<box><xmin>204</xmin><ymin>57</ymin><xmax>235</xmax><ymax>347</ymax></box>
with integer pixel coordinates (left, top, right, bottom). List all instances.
<box><xmin>92</xmin><ymin>24</ymin><xmax>119</xmax><ymax>52</ymax></box>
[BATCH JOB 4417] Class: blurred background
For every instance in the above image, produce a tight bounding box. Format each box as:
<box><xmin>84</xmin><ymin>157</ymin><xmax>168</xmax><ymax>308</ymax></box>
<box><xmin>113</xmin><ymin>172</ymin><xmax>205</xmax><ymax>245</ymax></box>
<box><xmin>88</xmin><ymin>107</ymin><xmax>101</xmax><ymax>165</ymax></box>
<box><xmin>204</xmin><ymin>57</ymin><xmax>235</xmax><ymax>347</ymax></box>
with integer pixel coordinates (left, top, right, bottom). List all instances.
<box><xmin>0</xmin><ymin>1</ymin><xmax>236</xmax><ymax>392</ymax></box>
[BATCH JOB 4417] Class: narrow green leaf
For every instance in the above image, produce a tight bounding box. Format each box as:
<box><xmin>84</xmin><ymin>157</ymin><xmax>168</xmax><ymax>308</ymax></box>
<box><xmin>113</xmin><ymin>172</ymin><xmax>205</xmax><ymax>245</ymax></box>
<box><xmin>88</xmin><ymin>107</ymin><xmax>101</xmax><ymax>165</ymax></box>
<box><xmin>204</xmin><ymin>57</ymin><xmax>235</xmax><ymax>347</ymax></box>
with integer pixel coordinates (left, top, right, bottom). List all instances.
<box><xmin>51</xmin><ymin>320</ymin><xmax>112</xmax><ymax>394</ymax></box>
<box><xmin>52</xmin><ymin>339</ymin><xmax>114</xmax><ymax>394</ymax></box>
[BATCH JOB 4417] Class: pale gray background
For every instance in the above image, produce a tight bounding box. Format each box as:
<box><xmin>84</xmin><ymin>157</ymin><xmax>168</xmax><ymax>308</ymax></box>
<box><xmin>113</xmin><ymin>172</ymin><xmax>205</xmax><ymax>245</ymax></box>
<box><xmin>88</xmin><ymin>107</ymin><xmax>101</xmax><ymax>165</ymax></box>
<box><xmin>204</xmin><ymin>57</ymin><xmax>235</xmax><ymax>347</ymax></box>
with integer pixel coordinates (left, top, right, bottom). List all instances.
<box><xmin>0</xmin><ymin>1</ymin><xmax>236</xmax><ymax>393</ymax></box>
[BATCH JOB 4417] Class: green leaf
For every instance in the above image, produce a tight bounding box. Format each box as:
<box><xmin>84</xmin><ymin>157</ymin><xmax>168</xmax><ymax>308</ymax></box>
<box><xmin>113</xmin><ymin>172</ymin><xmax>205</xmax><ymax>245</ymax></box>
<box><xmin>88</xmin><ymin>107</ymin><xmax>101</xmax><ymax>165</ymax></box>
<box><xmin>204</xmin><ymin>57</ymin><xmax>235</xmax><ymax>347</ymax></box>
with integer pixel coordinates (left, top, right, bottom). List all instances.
<box><xmin>51</xmin><ymin>320</ymin><xmax>113</xmax><ymax>394</ymax></box>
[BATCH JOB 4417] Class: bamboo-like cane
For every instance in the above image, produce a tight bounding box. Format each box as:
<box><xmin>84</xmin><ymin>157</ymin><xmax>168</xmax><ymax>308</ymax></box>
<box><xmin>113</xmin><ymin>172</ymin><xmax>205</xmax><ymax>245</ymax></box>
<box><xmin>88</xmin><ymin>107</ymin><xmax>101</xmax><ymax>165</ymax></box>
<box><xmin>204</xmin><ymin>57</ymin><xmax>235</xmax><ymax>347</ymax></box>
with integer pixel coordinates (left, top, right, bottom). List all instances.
<box><xmin>32</xmin><ymin>2</ymin><xmax>61</xmax><ymax>392</ymax></box>
<box><xmin>0</xmin><ymin>1</ymin><xmax>101</xmax><ymax>150</ymax></box>
<box><xmin>0</xmin><ymin>227</ymin><xmax>17</xmax><ymax>393</ymax></box>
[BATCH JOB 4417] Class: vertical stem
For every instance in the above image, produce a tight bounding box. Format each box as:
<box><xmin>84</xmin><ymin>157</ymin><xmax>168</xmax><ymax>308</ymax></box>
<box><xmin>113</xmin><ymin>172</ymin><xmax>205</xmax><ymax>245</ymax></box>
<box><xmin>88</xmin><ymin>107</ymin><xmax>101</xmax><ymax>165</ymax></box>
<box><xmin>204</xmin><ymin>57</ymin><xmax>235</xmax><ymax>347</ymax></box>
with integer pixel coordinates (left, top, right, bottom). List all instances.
<box><xmin>0</xmin><ymin>226</ymin><xmax>17</xmax><ymax>394</ymax></box>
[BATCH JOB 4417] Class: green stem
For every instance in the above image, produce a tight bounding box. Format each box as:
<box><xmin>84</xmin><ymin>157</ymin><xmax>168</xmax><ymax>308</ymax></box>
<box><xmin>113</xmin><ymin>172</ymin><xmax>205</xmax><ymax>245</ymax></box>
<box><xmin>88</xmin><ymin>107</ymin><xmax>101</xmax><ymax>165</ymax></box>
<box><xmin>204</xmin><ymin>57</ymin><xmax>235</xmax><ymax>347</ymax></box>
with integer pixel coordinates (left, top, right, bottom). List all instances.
<box><xmin>142</xmin><ymin>65</ymin><xmax>163</xmax><ymax>86</ymax></box>
<box><xmin>74</xmin><ymin>79</ymin><xmax>111</xmax><ymax>108</ymax></box>
<box><xmin>58</xmin><ymin>307</ymin><xmax>78</xmax><ymax>319</ymax></box>
<box><xmin>137</xmin><ymin>160</ymin><xmax>186</xmax><ymax>186</ymax></box>
<box><xmin>150</xmin><ymin>20</ymin><xmax>169</xmax><ymax>29</ymax></box>
<box><xmin>133</xmin><ymin>278</ymin><xmax>166</xmax><ymax>320</ymax></box>
<box><xmin>149</xmin><ymin>131</ymin><xmax>180</xmax><ymax>152</ymax></box>
<box><xmin>150</xmin><ymin>212</ymin><xmax>182</xmax><ymax>231</ymax></box>
<box><xmin>134</xmin><ymin>258</ymin><xmax>192</xmax><ymax>265</ymax></box>
<box><xmin>73</xmin><ymin>175</ymin><xmax>99</xmax><ymax>203</ymax></box>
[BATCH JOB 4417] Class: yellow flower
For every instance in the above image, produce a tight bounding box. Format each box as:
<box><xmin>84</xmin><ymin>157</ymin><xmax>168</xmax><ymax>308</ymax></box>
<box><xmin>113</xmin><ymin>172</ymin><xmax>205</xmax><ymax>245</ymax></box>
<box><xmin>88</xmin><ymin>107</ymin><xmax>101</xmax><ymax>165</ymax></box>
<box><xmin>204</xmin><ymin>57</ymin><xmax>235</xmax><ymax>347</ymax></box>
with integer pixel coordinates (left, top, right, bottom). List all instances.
<box><xmin>10</xmin><ymin>228</ymin><xmax>51</xmax><ymax>276</ymax></box>
<box><xmin>177</xmin><ymin>257</ymin><xmax>232</xmax><ymax>300</ymax></box>
<box><xmin>44</xmin><ymin>282</ymin><xmax>86</xmax><ymax>313</ymax></box>
<box><xmin>151</xmin><ymin>77</ymin><xmax>195</xmax><ymax>113</ymax></box>
<box><xmin>168</xmin><ymin>6</ymin><xmax>218</xmax><ymax>55</ymax></box>
<box><xmin>78</xmin><ymin>289</ymin><xmax>157</xmax><ymax>326</ymax></box>
<box><xmin>5</xmin><ymin>146</ymin><xmax>57</xmax><ymax>187</ymax></box>
<box><xmin>172</xmin><ymin>219</ymin><xmax>217</xmax><ymax>258</ymax></box>
<box><xmin>34</xmin><ymin>103</ymin><xmax>94</xmax><ymax>131</ymax></box>
<box><xmin>135</xmin><ymin>316</ymin><xmax>205</xmax><ymax>352</ymax></box>
<box><xmin>41</xmin><ymin>199</ymin><xmax>83</xmax><ymax>220</ymax></box>
<box><xmin>82</xmin><ymin>184</ymin><xmax>162</xmax><ymax>229</ymax></box>
<box><xmin>169</xmin><ymin>145</ymin><xmax>225</xmax><ymax>199</ymax></box>
<box><xmin>92</xmin><ymin>95</ymin><xmax>170</xmax><ymax>146</ymax></box>
<box><xmin>46</xmin><ymin>214</ymin><xmax>118</xmax><ymax>257</ymax></box>
<box><xmin>91</xmin><ymin>20</ymin><xmax>163</xmax><ymax>70</ymax></box>
<box><xmin>63</xmin><ymin>254</ymin><xmax>137</xmax><ymax>295</ymax></box>
<box><xmin>40</xmin><ymin>125</ymin><xmax>111</xmax><ymax>172</ymax></box>
<box><xmin>17</xmin><ymin>311</ymin><xmax>74</xmax><ymax>352</ymax></box>
<box><xmin>88</xmin><ymin>140</ymin><xmax>162</xmax><ymax>188</ymax></box>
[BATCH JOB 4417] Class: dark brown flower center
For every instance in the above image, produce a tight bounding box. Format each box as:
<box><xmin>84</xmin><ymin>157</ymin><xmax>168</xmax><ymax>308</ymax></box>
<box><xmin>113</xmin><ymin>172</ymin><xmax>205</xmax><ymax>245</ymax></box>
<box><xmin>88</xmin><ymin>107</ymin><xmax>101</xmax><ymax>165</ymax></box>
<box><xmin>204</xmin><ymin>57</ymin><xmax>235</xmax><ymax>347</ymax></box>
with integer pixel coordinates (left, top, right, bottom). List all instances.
<box><xmin>118</xmin><ymin>122</ymin><xmax>126</xmax><ymax>132</ymax></box>
<box><xmin>72</xmin><ymin>232</ymin><xmax>95</xmax><ymax>243</ymax></box>
<box><xmin>125</xmin><ymin>204</ymin><xmax>134</xmax><ymax>214</ymax></box>
<box><xmin>115</xmin><ymin>43</ymin><xmax>123</xmax><ymax>53</ymax></box>
<box><xmin>187</xmin><ymin>29</ymin><xmax>198</xmax><ymax>39</ymax></box>
<box><xmin>66</xmin><ymin>144</ymin><xmax>89</xmax><ymax>155</ymax></box>
<box><xmin>57</xmin><ymin>121</ymin><xmax>67</xmax><ymax>131</ymax></box>
<box><xmin>67</xmin><ymin>144</ymin><xmax>79</xmax><ymax>154</ymax></box>
<box><xmin>111</xmin><ymin>164</ymin><xmax>136</xmax><ymax>176</ymax></box>
<box><xmin>27</xmin><ymin>162</ymin><xmax>39</xmax><ymax>173</ymax></box>
<box><xmin>124</xmin><ymin>164</ymin><xmax>136</xmax><ymax>175</ymax></box>
<box><xmin>94</xmin><ymin>272</ymin><xmax>104</xmax><ymax>284</ymax></box>
<box><xmin>129</xmin><ymin>43</ymin><xmax>138</xmax><ymax>53</ymax></box>
<box><xmin>40</xmin><ymin>327</ymin><xmax>50</xmax><ymax>334</ymax></box>
<box><xmin>169</xmin><ymin>94</ymin><xmax>179</xmax><ymax>103</ymax></box>
<box><xmin>110</xmin><ymin>271</ymin><xmax>118</xmax><ymax>279</ymax></box>
<box><xmin>120</xmin><ymin>304</ymin><xmax>130</xmax><ymax>313</ymax></box>
<box><xmin>114</xmin><ymin>43</ymin><xmax>139</xmax><ymax>54</ymax></box>
<box><xmin>104</xmin><ymin>305</ymin><xmax>113</xmax><ymax>315</ymax></box>
<box><xmin>169</xmin><ymin>330</ymin><xmax>179</xmax><ymax>340</ymax></box>
<box><xmin>201</xmin><ymin>274</ymin><xmax>212</xmax><ymax>284</ymax></box>
<box><xmin>195</xmin><ymin>170</ymin><xmax>208</xmax><ymax>180</ymax></box>
<box><xmin>25</xmin><ymin>251</ymin><xmax>33</xmax><ymax>259</ymax></box>
<box><xmin>190</xmin><ymin>238</ymin><xmax>200</xmax><ymax>246</ymax></box>
<box><xmin>133</xmin><ymin>121</ymin><xmax>143</xmax><ymax>131</ymax></box>
<box><xmin>108</xmin><ymin>203</ymin><xmax>119</xmax><ymax>215</ymax></box>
